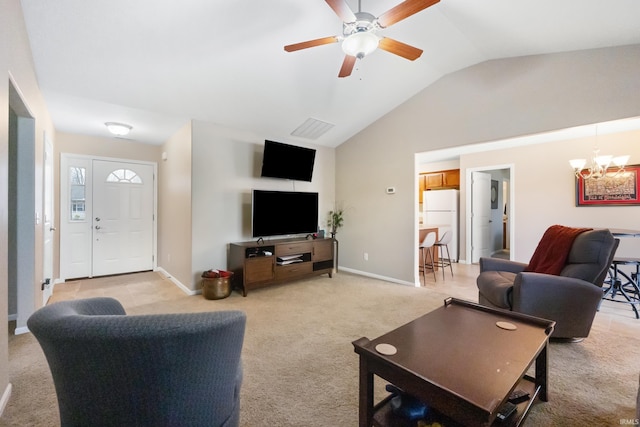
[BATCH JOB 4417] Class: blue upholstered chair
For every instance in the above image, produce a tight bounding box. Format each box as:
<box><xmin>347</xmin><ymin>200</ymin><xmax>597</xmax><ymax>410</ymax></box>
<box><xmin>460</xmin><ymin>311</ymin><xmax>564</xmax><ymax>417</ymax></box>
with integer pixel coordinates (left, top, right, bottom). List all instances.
<box><xmin>27</xmin><ymin>297</ymin><xmax>246</xmax><ymax>427</ymax></box>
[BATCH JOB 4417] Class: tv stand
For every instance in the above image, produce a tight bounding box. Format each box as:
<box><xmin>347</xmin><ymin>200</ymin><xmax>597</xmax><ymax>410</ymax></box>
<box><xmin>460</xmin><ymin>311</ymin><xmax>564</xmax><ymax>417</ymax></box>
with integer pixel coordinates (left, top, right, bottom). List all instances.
<box><xmin>228</xmin><ymin>237</ymin><xmax>334</xmax><ymax>296</ymax></box>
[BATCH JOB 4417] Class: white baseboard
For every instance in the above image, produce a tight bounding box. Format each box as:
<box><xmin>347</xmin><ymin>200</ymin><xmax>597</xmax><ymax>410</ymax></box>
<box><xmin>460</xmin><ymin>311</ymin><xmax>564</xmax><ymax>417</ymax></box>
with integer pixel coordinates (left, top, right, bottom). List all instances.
<box><xmin>155</xmin><ymin>267</ymin><xmax>199</xmax><ymax>296</ymax></box>
<box><xmin>338</xmin><ymin>266</ymin><xmax>416</xmax><ymax>287</ymax></box>
<box><xmin>0</xmin><ymin>383</ymin><xmax>12</xmax><ymax>418</ymax></box>
<box><xmin>14</xmin><ymin>326</ymin><xmax>30</xmax><ymax>335</ymax></box>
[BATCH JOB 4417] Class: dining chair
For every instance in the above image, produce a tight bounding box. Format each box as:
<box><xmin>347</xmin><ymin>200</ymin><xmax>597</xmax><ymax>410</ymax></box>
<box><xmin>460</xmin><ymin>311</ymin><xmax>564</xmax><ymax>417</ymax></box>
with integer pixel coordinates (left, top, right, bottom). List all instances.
<box><xmin>419</xmin><ymin>231</ymin><xmax>437</xmax><ymax>282</ymax></box>
<box><xmin>602</xmin><ymin>257</ymin><xmax>640</xmax><ymax>318</ymax></box>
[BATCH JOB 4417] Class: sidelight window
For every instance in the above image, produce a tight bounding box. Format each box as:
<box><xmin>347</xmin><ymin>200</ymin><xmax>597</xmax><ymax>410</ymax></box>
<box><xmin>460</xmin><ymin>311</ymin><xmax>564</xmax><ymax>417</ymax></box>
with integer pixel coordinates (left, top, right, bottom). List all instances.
<box><xmin>69</xmin><ymin>166</ymin><xmax>86</xmax><ymax>221</ymax></box>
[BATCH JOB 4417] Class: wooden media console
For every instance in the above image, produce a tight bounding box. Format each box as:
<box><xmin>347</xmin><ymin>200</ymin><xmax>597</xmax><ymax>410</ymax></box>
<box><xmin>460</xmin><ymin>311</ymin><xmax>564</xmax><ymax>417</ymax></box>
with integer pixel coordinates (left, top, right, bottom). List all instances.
<box><xmin>228</xmin><ymin>237</ymin><xmax>334</xmax><ymax>296</ymax></box>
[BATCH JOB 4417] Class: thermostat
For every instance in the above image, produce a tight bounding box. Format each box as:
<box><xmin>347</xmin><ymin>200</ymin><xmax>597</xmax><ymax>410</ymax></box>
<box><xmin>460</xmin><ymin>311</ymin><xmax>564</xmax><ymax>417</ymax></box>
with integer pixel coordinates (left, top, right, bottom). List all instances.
<box><xmin>386</xmin><ymin>187</ymin><xmax>396</xmax><ymax>194</ymax></box>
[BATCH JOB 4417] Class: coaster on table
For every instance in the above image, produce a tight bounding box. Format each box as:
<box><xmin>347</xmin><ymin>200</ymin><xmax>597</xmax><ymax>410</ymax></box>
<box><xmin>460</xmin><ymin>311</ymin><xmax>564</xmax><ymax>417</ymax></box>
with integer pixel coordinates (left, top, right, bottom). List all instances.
<box><xmin>375</xmin><ymin>343</ymin><xmax>397</xmax><ymax>355</ymax></box>
<box><xmin>496</xmin><ymin>321</ymin><xmax>517</xmax><ymax>331</ymax></box>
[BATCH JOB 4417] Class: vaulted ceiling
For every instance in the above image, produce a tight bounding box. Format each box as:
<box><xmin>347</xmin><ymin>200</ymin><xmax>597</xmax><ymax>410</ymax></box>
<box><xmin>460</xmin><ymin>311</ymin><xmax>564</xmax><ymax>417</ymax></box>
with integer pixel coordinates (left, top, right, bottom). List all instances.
<box><xmin>20</xmin><ymin>0</ymin><xmax>640</xmax><ymax>147</ymax></box>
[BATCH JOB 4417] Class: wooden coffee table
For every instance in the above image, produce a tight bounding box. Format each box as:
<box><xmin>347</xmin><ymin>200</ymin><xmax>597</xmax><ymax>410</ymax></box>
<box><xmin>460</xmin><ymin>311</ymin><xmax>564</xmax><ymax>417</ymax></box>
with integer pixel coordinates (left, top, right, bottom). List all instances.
<box><xmin>352</xmin><ymin>298</ymin><xmax>555</xmax><ymax>427</ymax></box>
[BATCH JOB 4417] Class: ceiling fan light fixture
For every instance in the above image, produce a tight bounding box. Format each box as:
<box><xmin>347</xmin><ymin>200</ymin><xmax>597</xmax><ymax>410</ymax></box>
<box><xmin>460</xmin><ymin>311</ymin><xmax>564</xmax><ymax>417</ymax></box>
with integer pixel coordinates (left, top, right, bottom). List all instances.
<box><xmin>342</xmin><ymin>31</ymin><xmax>379</xmax><ymax>59</ymax></box>
<box><xmin>105</xmin><ymin>122</ymin><xmax>132</xmax><ymax>136</ymax></box>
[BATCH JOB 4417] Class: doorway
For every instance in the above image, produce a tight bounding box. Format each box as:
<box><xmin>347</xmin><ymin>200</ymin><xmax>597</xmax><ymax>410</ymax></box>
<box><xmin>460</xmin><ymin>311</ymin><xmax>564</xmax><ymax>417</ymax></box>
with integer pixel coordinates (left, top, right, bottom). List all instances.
<box><xmin>466</xmin><ymin>165</ymin><xmax>513</xmax><ymax>263</ymax></box>
<box><xmin>59</xmin><ymin>155</ymin><xmax>157</xmax><ymax>280</ymax></box>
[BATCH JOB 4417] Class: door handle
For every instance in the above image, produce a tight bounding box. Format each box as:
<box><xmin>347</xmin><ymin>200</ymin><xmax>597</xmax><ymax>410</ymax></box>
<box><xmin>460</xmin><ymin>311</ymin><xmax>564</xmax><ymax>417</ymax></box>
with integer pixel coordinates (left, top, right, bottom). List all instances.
<box><xmin>95</xmin><ymin>225</ymin><xmax>101</xmax><ymax>230</ymax></box>
<box><xmin>49</xmin><ymin>226</ymin><xmax>56</xmax><ymax>231</ymax></box>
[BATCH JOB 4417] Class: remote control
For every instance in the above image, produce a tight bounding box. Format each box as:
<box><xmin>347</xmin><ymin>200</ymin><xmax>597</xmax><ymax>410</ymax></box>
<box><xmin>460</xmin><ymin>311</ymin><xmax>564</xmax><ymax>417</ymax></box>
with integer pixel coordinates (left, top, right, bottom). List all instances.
<box><xmin>496</xmin><ymin>401</ymin><xmax>518</xmax><ymax>422</ymax></box>
<box><xmin>508</xmin><ymin>389</ymin><xmax>530</xmax><ymax>404</ymax></box>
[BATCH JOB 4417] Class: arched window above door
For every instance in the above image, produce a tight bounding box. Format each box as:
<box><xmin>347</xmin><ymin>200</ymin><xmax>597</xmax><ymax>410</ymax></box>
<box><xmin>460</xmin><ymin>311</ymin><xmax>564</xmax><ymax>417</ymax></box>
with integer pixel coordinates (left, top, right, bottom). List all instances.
<box><xmin>106</xmin><ymin>168</ymin><xmax>143</xmax><ymax>184</ymax></box>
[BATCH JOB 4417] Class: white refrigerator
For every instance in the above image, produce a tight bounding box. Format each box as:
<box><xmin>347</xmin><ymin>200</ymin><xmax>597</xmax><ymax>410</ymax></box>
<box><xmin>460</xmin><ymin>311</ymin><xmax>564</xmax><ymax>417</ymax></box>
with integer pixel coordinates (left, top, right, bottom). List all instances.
<box><xmin>423</xmin><ymin>189</ymin><xmax>459</xmax><ymax>262</ymax></box>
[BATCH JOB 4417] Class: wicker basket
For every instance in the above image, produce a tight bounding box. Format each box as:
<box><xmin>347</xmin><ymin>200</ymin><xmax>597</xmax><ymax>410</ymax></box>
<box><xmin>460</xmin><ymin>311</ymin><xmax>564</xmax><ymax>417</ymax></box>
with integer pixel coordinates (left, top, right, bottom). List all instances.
<box><xmin>201</xmin><ymin>274</ymin><xmax>233</xmax><ymax>300</ymax></box>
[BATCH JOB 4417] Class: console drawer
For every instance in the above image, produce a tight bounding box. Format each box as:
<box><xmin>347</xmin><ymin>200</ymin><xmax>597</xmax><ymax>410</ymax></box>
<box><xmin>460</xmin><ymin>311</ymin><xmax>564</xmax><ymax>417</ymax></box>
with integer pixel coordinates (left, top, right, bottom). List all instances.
<box><xmin>276</xmin><ymin>242</ymin><xmax>313</xmax><ymax>257</ymax></box>
<box><xmin>276</xmin><ymin>262</ymin><xmax>313</xmax><ymax>280</ymax></box>
<box><xmin>245</xmin><ymin>257</ymin><xmax>274</xmax><ymax>284</ymax></box>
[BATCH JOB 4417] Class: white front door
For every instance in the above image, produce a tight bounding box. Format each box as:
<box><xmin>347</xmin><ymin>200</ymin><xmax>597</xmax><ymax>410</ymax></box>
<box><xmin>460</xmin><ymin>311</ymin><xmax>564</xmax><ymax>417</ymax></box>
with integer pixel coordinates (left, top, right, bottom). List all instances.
<box><xmin>471</xmin><ymin>171</ymin><xmax>492</xmax><ymax>263</ymax></box>
<box><xmin>60</xmin><ymin>155</ymin><xmax>156</xmax><ymax>280</ymax></box>
<box><xmin>92</xmin><ymin>160</ymin><xmax>154</xmax><ymax>276</ymax></box>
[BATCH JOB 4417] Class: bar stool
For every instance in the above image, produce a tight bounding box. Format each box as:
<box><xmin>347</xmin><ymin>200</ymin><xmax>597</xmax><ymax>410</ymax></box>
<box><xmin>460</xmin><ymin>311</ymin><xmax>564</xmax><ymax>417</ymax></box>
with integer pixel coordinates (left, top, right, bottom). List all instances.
<box><xmin>419</xmin><ymin>231</ymin><xmax>437</xmax><ymax>282</ymax></box>
<box><xmin>601</xmin><ymin>257</ymin><xmax>640</xmax><ymax>319</ymax></box>
<box><xmin>434</xmin><ymin>230</ymin><xmax>454</xmax><ymax>279</ymax></box>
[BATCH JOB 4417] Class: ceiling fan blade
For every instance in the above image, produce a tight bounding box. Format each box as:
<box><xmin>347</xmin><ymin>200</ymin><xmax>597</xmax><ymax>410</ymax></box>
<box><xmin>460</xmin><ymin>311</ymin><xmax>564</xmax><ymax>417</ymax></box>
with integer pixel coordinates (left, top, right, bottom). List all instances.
<box><xmin>378</xmin><ymin>37</ymin><xmax>423</xmax><ymax>61</ymax></box>
<box><xmin>284</xmin><ymin>36</ymin><xmax>339</xmax><ymax>52</ymax></box>
<box><xmin>377</xmin><ymin>0</ymin><xmax>439</xmax><ymax>28</ymax></box>
<box><xmin>338</xmin><ymin>55</ymin><xmax>356</xmax><ymax>78</ymax></box>
<box><xmin>325</xmin><ymin>0</ymin><xmax>357</xmax><ymax>23</ymax></box>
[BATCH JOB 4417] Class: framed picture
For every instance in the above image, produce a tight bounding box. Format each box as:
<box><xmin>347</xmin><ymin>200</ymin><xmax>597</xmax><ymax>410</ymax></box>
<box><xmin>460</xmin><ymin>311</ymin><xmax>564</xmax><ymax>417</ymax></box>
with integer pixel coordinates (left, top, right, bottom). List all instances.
<box><xmin>575</xmin><ymin>164</ymin><xmax>640</xmax><ymax>206</ymax></box>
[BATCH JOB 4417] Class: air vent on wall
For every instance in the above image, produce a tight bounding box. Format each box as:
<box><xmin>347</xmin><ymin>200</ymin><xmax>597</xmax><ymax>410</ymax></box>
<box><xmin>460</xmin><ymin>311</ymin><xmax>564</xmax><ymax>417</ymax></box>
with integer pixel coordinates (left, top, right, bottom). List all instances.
<box><xmin>290</xmin><ymin>118</ymin><xmax>334</xmax><ymax>140</ymax></box>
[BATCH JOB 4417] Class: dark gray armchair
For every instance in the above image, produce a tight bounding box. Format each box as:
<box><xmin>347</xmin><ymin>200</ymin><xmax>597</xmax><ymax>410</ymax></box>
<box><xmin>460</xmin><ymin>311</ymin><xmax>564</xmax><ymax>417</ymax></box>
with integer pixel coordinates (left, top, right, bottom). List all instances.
<box><xmin>27</xmin><ymin>297</ymin><xmax>246</xmax><ymax>427</ymax></box>
<box><xmin>477</xmin><ymin>228</ymin><xmax>618</xmax><ymax>339</ymax></box>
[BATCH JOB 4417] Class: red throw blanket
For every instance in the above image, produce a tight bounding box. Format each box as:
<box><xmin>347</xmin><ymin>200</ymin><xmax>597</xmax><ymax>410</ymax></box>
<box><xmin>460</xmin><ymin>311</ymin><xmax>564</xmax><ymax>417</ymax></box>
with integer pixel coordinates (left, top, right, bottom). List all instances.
<box><xmin>524</xmin><ymin>225</ymin><xmax>592</xmax><ymax>275</ymax></box>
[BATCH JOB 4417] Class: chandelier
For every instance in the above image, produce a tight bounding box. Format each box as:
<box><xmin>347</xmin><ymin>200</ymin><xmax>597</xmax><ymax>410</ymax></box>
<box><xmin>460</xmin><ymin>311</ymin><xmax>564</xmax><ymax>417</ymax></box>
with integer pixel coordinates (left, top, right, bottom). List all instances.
<box><xmin>569</xmin><ymin>128</ymin><xmax>629</xmax><ymax>180</ymax></box>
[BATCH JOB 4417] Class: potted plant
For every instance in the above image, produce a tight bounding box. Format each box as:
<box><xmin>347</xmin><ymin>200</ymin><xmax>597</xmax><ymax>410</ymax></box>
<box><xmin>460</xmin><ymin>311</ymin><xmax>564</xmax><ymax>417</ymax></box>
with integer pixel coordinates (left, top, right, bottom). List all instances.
<box><xmin>327</xmin><ymin>209</ymin><xmax>344</xmax><ymax>238</ymax></box>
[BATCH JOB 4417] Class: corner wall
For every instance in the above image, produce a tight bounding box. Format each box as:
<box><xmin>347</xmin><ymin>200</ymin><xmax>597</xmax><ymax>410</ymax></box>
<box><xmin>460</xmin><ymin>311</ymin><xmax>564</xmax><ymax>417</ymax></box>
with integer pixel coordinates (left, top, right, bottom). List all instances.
<box><xmin>157</xmin><ymin>122</ymin><xmax>193</xmax><ymax>288</ymax></box>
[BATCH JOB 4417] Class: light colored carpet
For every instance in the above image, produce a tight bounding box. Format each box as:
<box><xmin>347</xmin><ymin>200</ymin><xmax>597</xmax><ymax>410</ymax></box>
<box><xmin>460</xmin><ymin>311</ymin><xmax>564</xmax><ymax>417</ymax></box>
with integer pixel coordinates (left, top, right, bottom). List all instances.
<box><xmin>2</xmin><ymin>271</ymin><xmax>640</xmax><ymax>426</ymax></box>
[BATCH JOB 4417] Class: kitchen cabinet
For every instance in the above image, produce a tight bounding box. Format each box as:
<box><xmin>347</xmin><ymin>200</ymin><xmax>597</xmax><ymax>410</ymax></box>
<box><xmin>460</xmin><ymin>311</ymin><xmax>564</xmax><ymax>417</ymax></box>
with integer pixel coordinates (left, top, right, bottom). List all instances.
<box><xmin>419</xmin><ymin>169</ymin><xmax>460</xmax><ymax>202</ymax></box>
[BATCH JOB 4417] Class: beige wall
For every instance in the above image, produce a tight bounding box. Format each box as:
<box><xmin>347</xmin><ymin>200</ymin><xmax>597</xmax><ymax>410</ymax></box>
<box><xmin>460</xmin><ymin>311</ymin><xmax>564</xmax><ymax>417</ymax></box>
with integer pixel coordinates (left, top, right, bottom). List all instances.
<box><xmin>336</xmin><ymin>44</ymin><xmax>640</xmax><ymax>285</ymax></box>
<box><xmin>1</xmin><ymin>0</ymin><xmax>55</xmax><ymax>412</ymax></box>
<box><xmin>54</xmin><ymin>132</ymin><xmax>162</xmax><ymax>282</ymax></box>
<box><xmin>189</xmin><ymin>120</ymin><xmax>335</xmax><ymax>290</ymax></box>
<box><xmin>55</xmin><ymin>132</ymin><xmax>162</xmax><ymax>161</ymax></box>
<box><xmin>459</xmin><ymin>127</ymin><xmax>640</xmax><ymax>263</ymax></box>
<box><xmin>157</xmin><ymin>122</ymin><xmax>193</xmax><ymax>288</ymax></box>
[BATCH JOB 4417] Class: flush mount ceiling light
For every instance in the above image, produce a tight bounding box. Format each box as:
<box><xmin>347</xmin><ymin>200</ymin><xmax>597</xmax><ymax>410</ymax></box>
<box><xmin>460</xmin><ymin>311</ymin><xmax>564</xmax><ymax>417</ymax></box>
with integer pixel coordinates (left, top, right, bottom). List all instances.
<box><xmin>105</xmin><ymin>122</ymin><xmax>132</xmax><ymax>136</ymax></box>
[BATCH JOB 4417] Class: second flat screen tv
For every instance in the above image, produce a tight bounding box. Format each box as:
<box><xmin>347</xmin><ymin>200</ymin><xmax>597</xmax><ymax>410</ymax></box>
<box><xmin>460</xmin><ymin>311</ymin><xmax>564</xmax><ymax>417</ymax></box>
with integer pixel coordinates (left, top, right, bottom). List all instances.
<box><xmin>261</xmin><ymin>140</ymin><xmax>316</xmax><ymax>182</ymax></box>
<box><xmin>252</xmin><ymin>190</ymin><xmax>318</xmax><ymax>238</ymax></box>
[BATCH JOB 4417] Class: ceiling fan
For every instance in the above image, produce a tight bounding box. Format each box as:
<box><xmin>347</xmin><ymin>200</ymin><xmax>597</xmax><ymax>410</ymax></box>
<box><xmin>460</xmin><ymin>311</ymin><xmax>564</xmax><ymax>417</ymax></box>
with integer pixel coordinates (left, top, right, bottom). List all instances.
<box><xmin>284</xmin><ymin>0</ymin><xmax>440</xmax><ymax>78</ymax></box>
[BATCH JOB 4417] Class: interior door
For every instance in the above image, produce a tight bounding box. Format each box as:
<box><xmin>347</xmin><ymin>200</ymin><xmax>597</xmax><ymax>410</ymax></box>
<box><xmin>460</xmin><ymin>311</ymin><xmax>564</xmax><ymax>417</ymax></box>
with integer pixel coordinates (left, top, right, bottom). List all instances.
<box><xmin>92</xmin><ymin>160</ymin><xmax>154</xmax><ymax>276</ymax></box>
<box><xmin>471</xmin><ymin>171</ymin><xmax>492</xmax><ymax>263</ymax></box>
<box><xmin>42</xmin><ymin>134</ymin><xmax>54</xmax><ymax>304</ymax></box>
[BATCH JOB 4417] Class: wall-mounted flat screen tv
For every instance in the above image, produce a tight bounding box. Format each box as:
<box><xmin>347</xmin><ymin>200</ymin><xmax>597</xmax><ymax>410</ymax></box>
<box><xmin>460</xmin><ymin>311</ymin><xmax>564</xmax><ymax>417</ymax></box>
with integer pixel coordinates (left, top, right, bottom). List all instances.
<box><xmin>252</xmin><ymin>190</ymin><xmax>318</xmax><ymax>238</ymax></box>
<box><xmin>261</xmin><ymin>140</ymin><xmax>316</xmax><ymax>182</ymax></box>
